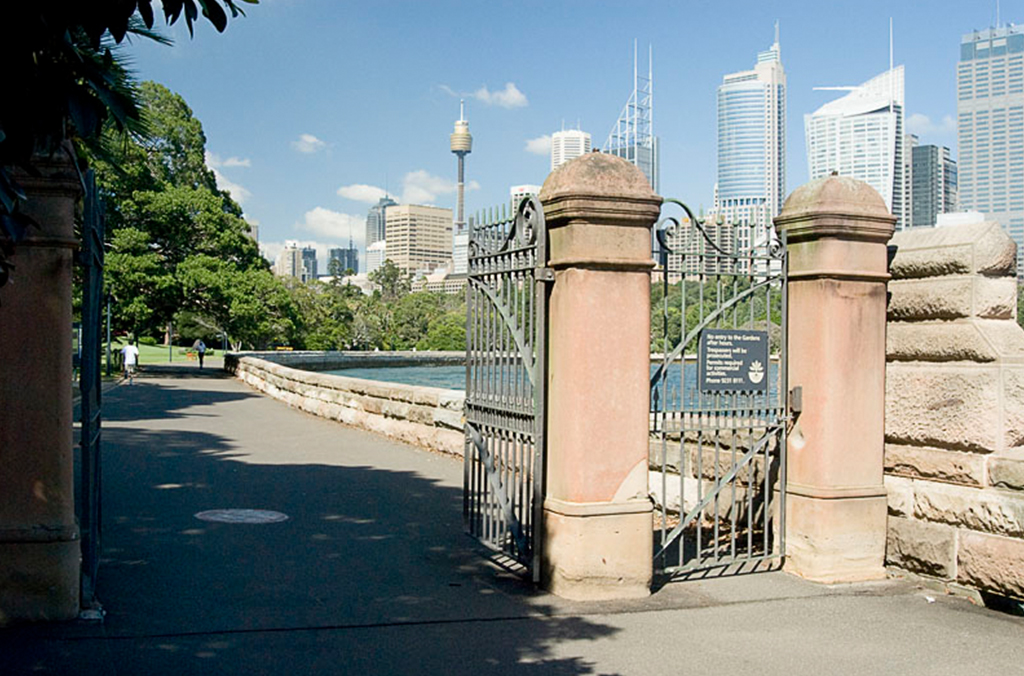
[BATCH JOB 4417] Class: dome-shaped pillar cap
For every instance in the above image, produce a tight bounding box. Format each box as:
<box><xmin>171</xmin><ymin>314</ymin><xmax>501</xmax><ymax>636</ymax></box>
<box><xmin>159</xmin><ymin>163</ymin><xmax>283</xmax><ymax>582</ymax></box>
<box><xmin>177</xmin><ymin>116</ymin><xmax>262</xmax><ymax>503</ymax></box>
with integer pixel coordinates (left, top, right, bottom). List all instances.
<box><xmin>540</xmin><ymin>152</ymin><xmax>661</xmax><ymax>228</ymax></box>
<box><xmin>775</xmin><ymin>175</ymin><xmax>896</xmax><ymax>243</ymax></box>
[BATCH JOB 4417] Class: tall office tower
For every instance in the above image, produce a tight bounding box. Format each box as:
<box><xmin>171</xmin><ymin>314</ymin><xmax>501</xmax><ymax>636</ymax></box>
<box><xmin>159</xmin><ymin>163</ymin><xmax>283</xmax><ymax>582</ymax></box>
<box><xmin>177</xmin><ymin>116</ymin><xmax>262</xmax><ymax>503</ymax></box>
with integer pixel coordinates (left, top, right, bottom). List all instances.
<box><xmin>274</xmin><ymin>241</ymin><xmax>302</xmax><ymax>279</ymax></box>
<box><xmin>510</xmin><ymin>184</ymin><xmax>543</xmax><ymax>210</ymax></box>
<box><xmin>328</xmin><ymin>245</ymin><xmax>359</xmax><ymax>276</ymax></box>
<box><xmin>603</xmin><ymin>42</ymin><xmax>660</xmax><ymax>192</ymax></box>
<box><xmin>385</xmin><ymin>204</ymin><xmax>454</xmax><ymax>274</ymax></box>
<box><xmin>958</xmin><ymin>25</ymin><xmax>1024</xmax><ymax>273</ymax></box>
<box><xmin>450</xmin><ymin>100</ymin><xmax>473</xmax><ymax>234</ymax></box>
<box><xmin>300</xmin><ymin>246</ymin><xmax>317</xmax><ymax>281</ymax></box>
<box><xmin>805</xmin><ymin>66</ymin><xmax>907</xmax><ymax>228</ymax></box>
<box><xmin>713</xmin><ymin>33</ymin><xmax>786</xmax><ymax>250</ymax></box>
<box><xmin>551</xmin><ymin>129</ymin><xmax>591</xmax><ymax>170</ymax></box>
<box><xmin>365</xmin><ymin>195</ymin><xmax>397</xmax><ymax>250</ymax></box>
<box><xmin>366</xmin><ymin>240</ymin><xmax>387</xmax><ymax>275</ymax></box>
<box><xmin>911</xmin><ymin>144</ymin><xmax>958</xmax><ymax>227</ymax></box>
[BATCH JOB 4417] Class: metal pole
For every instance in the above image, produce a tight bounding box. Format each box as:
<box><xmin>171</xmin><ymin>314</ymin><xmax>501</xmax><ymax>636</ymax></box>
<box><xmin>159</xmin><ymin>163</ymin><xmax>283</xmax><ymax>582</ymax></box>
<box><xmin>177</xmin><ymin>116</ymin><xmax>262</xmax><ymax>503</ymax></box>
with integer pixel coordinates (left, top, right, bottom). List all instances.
<box><xmin>168</xmin><ymin>321</ymin><xmax>173</xmax><ymax>362</ymax></box>
<box><xmin>105</xmin><ymin>295</ymin><xmax>112</xmax><ymax>377</ymax></box>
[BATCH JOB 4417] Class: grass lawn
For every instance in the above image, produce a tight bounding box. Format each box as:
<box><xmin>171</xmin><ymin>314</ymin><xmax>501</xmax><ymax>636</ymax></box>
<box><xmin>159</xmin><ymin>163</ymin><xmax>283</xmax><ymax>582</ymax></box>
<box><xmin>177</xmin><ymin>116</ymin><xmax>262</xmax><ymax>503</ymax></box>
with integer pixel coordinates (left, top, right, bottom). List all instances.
<box><xmin>111</xmin><ymin>341</ymin><xmax>225</xmax><ymax>368</ymax></box>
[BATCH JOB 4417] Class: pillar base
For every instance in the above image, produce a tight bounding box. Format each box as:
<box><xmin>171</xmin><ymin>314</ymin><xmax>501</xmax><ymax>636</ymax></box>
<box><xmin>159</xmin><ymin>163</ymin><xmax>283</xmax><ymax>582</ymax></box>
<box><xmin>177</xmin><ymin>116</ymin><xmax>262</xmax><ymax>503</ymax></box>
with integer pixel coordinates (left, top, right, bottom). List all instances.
<box><xmin>541</xmin><ymin>498</ymin><xmax>652</xmax><ymax>600</ymax></box>
<box><xmin>0</xmin><ymin>537</ymin><xmax>80</xmax><ymax>626</ymax></box>
<box><xmin>784</xmin><ymin>492</ymin><xmax>887</xmax><ymax>583</ymax></box>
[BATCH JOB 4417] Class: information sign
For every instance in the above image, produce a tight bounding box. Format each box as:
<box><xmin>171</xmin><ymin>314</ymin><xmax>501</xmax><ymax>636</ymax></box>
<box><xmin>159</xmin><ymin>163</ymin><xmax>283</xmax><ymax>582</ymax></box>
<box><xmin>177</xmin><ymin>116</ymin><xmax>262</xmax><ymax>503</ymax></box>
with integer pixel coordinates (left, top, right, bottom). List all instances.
<box><xmin>698</xmin><ymin>329</ymin><xmax>769</xmax><ymax>392</ymax></box>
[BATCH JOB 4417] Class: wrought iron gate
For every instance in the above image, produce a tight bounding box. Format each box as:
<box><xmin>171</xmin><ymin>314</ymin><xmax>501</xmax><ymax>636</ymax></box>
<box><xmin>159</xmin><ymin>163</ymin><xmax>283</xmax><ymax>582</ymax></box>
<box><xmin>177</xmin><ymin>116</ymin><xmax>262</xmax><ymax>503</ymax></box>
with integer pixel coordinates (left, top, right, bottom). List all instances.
<box><xmin>78</xmin><ymin>170</ymin><xmax>105</xmax><ymax>607</ymax></box>
<box><xmin>650</xmin><ymin>199</ymin><xmax>788</xmax><ymax>578</ymax></box>
<box><xmin>464</xmin><ymin>197</ymin><xmax>548</xmax><ymax>579</ymax></box>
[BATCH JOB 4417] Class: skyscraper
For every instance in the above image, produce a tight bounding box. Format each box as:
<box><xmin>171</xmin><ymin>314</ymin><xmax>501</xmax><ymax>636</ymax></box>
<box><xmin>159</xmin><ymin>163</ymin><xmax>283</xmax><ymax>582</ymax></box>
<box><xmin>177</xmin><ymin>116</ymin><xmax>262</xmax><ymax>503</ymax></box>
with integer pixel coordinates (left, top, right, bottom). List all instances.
<box><xmin>551</xmin><ymin>129</ymin><xmax>591</xmax><ymax>170</ymax></box>
<box><xmin>805</xmin><ymin>66</ymin><xmax>907</xmax><ymax>228</ymax></box>
<box><xmin>328</xmin><ymin>246</ymin><xmax>359</xmax><ymax>276</ymax></box>
<box><xmin>274</xmin><ymin>241</ymin><xmax>317</xmax><ymax>282</ymax></box>
<box><xmin>385</xmin><ymin>204</ymin><xmax>453</xmax><ymax>274</ymax></box>
<box><xmin>911</xmin><ymin>143</ymin><xmax>958</xmax><ymax>227</ymax></box>
<box><xmin>957</xmin><ymin>25</ymin><xmax>1024</xmax><ymax>272</ymax></box>
<box><xmin>603</xmin><ymin>43</ymin><xmax>659</xmax><ymax>192</ymax></box>
<box><xmin>365</xmin><ymin>195</ymin><xmax>397</xmax><ymax>250</ymax></box>
<box><xmin>713</xmin><ymin>34</ymin><xmax>786</xmax><ymax>249</ymax></box>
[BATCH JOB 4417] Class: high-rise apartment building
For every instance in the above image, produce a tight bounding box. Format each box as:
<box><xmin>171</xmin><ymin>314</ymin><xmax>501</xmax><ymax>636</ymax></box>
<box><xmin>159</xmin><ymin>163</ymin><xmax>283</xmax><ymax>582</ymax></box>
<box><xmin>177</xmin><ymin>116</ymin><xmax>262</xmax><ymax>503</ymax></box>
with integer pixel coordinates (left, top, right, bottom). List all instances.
<box><xmin>805</xmin><ymin>66</ymin><xmax>907</xmax><ymax>228</ymax></box>
<box><xmin>958</xmin><ymin>25</ymin><xmax>1024</xmax><ymax>272</ymax></box>
<box><xmin>365</xmin><ymin>195</ymin><xmax>397</xmax><ymax>250</ymax></box>
<box><xmin>385</xmin><ymin>204</ymin><xmax>453</xmax><ymax>274</ymax></box>
<box><xmin>713</xmin><ymin>36</ymin><xmax>786</xmax><ymax>250</ymax></box>
<box><xmin>366</xmin><ymin>240</ymin><xmax>387</xmax><ymax>275</ymax></box>
<box><xmin>551</xmin><ymin>130</ymin><xmax>591</xmax><ymax>170</ymax></box>
<box><xmin>911</xmin><ymin>143</ymin><xmax>958</xmax><ymax>227</ymax></box>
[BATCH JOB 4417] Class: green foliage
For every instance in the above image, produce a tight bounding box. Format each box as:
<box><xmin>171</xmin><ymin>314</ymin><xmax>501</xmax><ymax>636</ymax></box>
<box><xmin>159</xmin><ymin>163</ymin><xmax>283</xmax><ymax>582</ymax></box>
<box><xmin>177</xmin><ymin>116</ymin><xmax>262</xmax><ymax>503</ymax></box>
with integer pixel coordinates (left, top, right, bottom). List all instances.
<box><xmin>138</xmin><ymin>336</ymin><xmax>158</xmax><ymax>346</ymax></box>
<box><xmin>416</xmin><ymin>311</ymin><xmax>467</xmax><ymax>351</ymax></box>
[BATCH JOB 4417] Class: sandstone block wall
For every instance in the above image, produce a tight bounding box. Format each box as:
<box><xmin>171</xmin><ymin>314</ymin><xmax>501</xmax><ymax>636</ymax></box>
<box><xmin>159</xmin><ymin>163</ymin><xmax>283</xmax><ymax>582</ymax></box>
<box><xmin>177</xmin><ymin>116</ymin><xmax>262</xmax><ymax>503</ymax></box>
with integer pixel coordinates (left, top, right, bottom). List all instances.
<box><xmin>885</xmin><ymin>221</ymin><xmax>1024</xmax><ymax>600</ymax></box>
<box><xmin>225</xmin><ymin>352</ymin><xmax>466</xmax><ymax>457</ymax></box>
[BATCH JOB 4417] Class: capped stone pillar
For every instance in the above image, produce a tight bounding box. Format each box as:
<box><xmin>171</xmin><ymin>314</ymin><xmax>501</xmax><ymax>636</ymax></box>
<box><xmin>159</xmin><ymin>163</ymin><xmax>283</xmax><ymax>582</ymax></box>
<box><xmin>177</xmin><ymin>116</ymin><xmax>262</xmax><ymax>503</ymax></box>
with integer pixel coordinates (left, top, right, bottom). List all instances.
<box><xmin>538</xmin><ymin>153</ymin><xmax>661</xmax><ymax>600</ymax></box>
<box><xmin>774</xmin><ymin>176</ymin><xmax>896</xmax><ymax>583</ymax></box>
<box><xmin>0</xmin><ymin>152</ymin><xmax>82</xmax><ymax>624</ymax></box>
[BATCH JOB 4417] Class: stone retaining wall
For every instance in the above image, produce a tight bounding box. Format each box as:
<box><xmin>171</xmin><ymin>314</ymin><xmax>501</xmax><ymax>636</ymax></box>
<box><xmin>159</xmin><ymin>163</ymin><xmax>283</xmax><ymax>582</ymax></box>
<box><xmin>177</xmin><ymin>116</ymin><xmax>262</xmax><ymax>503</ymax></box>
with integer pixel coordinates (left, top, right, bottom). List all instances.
<box><xmin>885</xmin><ymin>221</ymin><xmax>1024</xmax><ymax>600</ymax></box>
<box><xmin>224</xmin><ymin>351</ymin><xmax>466</xmax><ymax>457</ymax></box>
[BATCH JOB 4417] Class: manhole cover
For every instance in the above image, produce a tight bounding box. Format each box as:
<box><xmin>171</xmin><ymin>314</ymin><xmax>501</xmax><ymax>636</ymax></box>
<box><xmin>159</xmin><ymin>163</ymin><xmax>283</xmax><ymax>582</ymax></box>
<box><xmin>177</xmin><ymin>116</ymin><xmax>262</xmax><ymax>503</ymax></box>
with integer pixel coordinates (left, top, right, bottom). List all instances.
<box><xmin>194</xmin><ymin>509</ymin><xmax>289</xmax><ymax>524</ymax></box>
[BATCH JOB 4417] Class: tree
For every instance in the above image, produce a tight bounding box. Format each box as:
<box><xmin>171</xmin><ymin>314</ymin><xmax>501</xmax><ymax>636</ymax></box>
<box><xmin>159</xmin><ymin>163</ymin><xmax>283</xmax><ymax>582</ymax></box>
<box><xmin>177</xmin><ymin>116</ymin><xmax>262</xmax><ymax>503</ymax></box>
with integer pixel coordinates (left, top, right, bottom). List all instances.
<box><xmin>1</xmin><ymin>2</ymin><xmax>257</xmax><ymax>289</ymax></box>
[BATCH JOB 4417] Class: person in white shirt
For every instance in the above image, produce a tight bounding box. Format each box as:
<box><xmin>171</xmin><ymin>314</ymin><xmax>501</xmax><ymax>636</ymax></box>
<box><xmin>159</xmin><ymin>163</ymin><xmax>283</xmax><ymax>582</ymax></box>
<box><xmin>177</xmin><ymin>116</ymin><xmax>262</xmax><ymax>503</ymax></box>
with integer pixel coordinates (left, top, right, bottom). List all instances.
<box><xmin>121</xmin><ymin>341</ymin><xmax>140</xmax><ymax>385</ymax></box>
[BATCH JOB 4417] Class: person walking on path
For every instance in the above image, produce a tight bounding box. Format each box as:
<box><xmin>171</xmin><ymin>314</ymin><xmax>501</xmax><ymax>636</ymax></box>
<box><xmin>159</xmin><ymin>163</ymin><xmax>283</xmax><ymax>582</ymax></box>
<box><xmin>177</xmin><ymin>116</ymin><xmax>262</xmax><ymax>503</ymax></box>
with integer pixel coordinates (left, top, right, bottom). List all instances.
<box><xmin>121</xmin><ymin>340</ymin><xmax>140</xmax><ymax>385</ymax></box>
<box><xmin>194</xmin><ymin>339</ymin><xmax>207</xmax><ymax>369</ymax></box>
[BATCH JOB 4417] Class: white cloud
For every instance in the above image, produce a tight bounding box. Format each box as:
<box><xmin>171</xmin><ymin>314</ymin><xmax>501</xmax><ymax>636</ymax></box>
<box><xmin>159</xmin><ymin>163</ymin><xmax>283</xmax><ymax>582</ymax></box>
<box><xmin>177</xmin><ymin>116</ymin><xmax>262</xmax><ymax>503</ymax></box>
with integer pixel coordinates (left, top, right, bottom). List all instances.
<box><xmin>441</xmin><ymin>82</ymin><xmax>529</xmax><ymax>109</ymax></box>
<box><xmin>337</xmin><ymin>184</ymin><xmax>388</xmax><ymax>203</ymax></box>
<box><xmin>525</xmin><ymin>134</ymin><xmax>552</xmax><ymax>155</ymax></box>
<box><xmin>292</xmin><ymin>133</ymin><xmax>327</xmax><ymax>154</ymax></box>
<box><xmin>907</xmin><ymin>113</ymin><xmax>955</xmax><ymax>136</ymax></box>
<box><xmin>206</xmin><ymin>151</ymin><xmax>251</xmax><ymax>168</ymax></box>
<box><xmin>295</xmin><ymin>207</ymin><xmax>365</xmax><ymax>249</ymax></box>
<box><xmin>401</xmin><ymin>170</ymin><xmax>479</xmax><ymax>205</ymax></box>
<box><xmin>210</xmin><ymin>166</ymin><xmax>251</xmax><ymax>205</ymax></box>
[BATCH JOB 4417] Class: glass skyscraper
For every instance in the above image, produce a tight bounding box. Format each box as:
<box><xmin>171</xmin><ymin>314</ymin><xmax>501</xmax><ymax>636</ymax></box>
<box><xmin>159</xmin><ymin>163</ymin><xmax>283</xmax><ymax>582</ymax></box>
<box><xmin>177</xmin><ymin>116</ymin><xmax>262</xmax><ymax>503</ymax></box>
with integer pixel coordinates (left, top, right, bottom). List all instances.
<box><xmin>805</xmin><ymin>66</ymin><xmax>907</xmax><ymax>229</ymax></box>
<box><xmin>911</xmin><ymin>143</ymin><xmax>958</xmax><ymax>227</ymax></box>
<box><xmin>714</xmin><ymin>37</ymin><xmax>786</xmax><ymax>250</ymax></box>
<box><xmin>364</xmin><ymin>195</ymin><xmax>397</xmax><ymax>250</ymax></box>
<box><xmin>957</xmin><ymin>25</ymin><xmax>1024</xmax><ymax>273</ymax></box>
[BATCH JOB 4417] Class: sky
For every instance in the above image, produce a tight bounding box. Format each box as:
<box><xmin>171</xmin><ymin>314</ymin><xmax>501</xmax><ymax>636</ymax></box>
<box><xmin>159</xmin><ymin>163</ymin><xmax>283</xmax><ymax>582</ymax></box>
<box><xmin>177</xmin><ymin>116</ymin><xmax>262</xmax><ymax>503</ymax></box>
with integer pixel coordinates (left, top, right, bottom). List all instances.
<box><xmin>125</xmin><ymin>0</ymin><xmax>1019</xmax><ymax>270</ymax></box>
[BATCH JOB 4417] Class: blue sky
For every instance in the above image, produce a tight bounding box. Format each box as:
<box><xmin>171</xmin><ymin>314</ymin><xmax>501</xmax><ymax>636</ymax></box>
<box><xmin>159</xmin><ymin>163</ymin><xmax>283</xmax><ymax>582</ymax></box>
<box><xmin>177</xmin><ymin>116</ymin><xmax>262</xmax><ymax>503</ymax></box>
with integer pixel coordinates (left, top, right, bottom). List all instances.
<box><xmin>126</xmin><ymin>0</ymin><xmax>1017</xmax><ymax>268</ymax></box>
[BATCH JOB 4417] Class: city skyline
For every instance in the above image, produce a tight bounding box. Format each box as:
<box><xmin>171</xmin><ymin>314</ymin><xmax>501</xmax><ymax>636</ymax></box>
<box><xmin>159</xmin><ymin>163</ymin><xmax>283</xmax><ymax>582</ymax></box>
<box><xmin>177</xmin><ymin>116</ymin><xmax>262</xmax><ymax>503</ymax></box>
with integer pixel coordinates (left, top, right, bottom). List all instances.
<box><xmin>126</xmin><ymin>3</ymin><xmax>1014</xmax><ymax>270</ymax></box>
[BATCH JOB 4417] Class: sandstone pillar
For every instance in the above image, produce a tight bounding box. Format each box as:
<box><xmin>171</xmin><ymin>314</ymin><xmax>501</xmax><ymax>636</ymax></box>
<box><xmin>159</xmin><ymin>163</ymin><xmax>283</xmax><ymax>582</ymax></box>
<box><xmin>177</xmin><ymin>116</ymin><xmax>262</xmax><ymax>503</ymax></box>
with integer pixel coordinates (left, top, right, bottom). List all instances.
<box><xmin>774</xmin><ymin>176</ymin><xmax>895</xmax><ymax>583</ymax></box>
<box><xmin>0</xmin><ymin>152</ymin><xmax>81</xmax><ymax>624</ymax></box>
<box><xmin>538</xmin><ymin>153</ymin><xmax>661</xmax><ymax>600</ymax></box>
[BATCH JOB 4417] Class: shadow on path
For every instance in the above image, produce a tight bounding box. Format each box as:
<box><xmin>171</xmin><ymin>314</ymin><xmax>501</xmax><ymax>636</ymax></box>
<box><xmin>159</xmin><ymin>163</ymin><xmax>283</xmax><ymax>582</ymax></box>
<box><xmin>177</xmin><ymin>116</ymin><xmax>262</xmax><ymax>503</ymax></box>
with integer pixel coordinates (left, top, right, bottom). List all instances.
<box><xmin>6</xmin><ymin>372</ymin><xmax>621</xmax><ymax>675</ymax></box>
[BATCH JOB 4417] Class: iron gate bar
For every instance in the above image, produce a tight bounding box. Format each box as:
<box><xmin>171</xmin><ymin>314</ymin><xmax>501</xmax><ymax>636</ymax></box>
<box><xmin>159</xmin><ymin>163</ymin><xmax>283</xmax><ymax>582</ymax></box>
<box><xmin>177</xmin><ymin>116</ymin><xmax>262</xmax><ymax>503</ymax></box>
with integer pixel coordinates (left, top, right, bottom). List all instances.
<box><xmin>464</xmin><ymin>197</ymin><xmax>548</xmax><ymax>580</ymax></box>
<box><xmin>651</xmin><ymin>198</ymin><xmax>788</xmax><ymax>577</ymax></box>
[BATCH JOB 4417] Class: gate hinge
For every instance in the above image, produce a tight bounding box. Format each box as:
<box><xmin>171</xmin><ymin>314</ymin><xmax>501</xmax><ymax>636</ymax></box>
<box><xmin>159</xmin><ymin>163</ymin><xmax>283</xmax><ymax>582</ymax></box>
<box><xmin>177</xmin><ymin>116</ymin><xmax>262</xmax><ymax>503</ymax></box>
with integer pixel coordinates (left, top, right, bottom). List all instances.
<box><xmin>536</xmin><ymin>267</ymin><xmax>555</xmax><ymax>283</ymax></box>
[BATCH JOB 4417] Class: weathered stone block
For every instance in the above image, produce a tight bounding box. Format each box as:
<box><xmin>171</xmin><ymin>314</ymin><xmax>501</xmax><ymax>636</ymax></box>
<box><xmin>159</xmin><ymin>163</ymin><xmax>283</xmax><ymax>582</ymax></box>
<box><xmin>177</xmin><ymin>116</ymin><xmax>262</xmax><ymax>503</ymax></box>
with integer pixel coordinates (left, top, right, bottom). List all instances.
<box><xmin>886</xmin><ymin>321</ymin><xmax>998</xmax><ymax>362</ymax></box>
<box><xmin>886</xmin><ymin>365</ymin><xmax>1001</xmax><ymax>452</ymax></box>
<box><xmin>914</xmin><ymin>481</ymin><xmax>1024</xmax><ymax>538</ymax></box>
<box><xmin>988</xmin><ymin>449</ymin><xmax>1024</xmax><ymax>491</ymax></box>
<box><xmin>884</xmin><ymin>443</ymin><xmax>986</xmax><ymax>486</ymax></box>
<box><xmin>886</xmin><ymin>516</ymin><xmax>956</xmax><ymax>579</ymax></box>
<box><xmin>888</xmin><ymin>276</ymin><xmax>1016</xmax><ymax>321</ymax></box>
<box><xmin>957</xmin><ymin>530</ymin><xmax>1024</xmax><ymax>600</ymax></box>
<box><xmin>889</xmin><ymin>220</ymin><xmax>1017</xmax><ymax>279</ymax></box>
<box><xmin>1003</xmin><ymin>369</ymin><xmax>1024</xmax><ymax>449</ymax></box>
<box><xmin>885</xmin><ymin>475</ymin><xmax>914</xmax><ymax>517</ymax></box>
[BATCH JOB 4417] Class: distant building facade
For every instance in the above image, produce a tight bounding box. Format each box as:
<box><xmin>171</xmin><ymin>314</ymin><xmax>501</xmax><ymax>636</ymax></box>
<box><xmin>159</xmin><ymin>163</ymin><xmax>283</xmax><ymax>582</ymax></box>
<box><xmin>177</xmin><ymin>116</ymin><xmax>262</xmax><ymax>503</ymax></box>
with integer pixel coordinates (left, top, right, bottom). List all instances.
<box><xmin>274</xmin><ymin>241</ymin><xmax>317</xmax><ymax>282</ymax></box>
<box><xmin>365</xmin><ymin>196</ymin><xmax>397</xmax><ymax>250</ymax></box>
<box><xmin>551</xmin><ymin>129</ymin><xmax>591</xmax><ymax>171</ymax></box>
<box><xmin>712</xmin><ymin>36</ymin><xmax>786</xmax><ymax>250</ymax></box>
<box><xmin>328</xmin><ymin>245</ymin><xmax>359</xmax><ymax>275</ymax></box>
<box><xmin>366</xmin><ymin>241</ymin><xmax>387</xmax><ymax>275</ymax></box>
<box><xmin>911</xmin><ymin>143</ymin><xmax>958</xmax><ymax>227</ymax></box>
<box><xmin>805</xmin><ymin>66</ymin><xmax>907</xmax><ymax>229</ymax></box>
<box><xmin>958</xmin><ymin>25</ymin><xmax>1024</xmax><ymax>272</ymax></box>
<box><xmin>385</xmin><ymin>204</ymin><xmax>453</xmax><ymax>274</ymax></box>
<box><xmin>510</xmin><ymin>184</ymin><xmax>542</xmax><ymax>211</ymax></box>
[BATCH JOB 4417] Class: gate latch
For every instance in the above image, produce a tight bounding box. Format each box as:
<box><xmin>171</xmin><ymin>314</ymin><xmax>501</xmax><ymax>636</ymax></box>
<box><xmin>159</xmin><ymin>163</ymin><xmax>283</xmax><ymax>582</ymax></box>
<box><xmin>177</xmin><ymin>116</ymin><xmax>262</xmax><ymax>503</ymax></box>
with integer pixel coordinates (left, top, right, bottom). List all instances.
<box><xmin>789</xmin><ymin>386</ymin><xmax>803</xmax><ymax>414</ymax></box>
<box><xmin>536</xmin><ymin>267</ymin><xmax>555</xmax><ymax>283</ymax></box>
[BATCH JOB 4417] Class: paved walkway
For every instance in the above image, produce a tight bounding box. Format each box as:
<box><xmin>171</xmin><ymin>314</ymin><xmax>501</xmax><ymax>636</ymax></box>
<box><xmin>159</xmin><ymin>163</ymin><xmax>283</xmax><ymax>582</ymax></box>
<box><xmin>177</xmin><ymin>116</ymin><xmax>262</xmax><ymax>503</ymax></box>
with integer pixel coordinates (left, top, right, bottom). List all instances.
<box><xmin>3</xmin><ymin>366</ymin><xmax>1023</xmax><ymax>675</ymax></box>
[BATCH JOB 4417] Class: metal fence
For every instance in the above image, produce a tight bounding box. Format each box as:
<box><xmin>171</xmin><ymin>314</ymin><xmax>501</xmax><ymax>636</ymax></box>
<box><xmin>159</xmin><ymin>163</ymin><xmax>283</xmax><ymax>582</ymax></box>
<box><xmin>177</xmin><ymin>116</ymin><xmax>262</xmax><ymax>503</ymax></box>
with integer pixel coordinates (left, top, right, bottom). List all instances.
<box><xmin>463</xmin><ymin>197</ymin><xmax>548</xmax><ymax>579</ymax></box>
<box><xmin>650</xmin><ymin>199</ymin><xmax>788</xmax><ymax>578</ymax></box>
